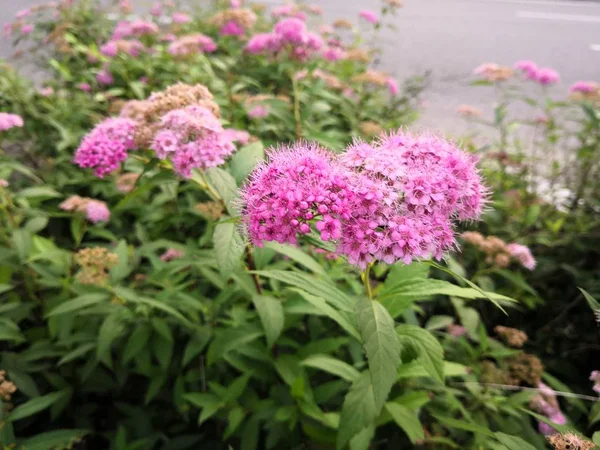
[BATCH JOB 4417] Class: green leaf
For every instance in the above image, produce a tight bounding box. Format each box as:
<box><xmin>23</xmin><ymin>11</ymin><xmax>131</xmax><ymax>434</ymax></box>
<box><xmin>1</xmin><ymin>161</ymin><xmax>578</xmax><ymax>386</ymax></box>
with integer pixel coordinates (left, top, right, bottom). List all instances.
<box><xmin>337</xmin><ymin>372</ymin><xmax>378</xmax><ymax>449</ymax></box>
<box><xmin>494</xmin><ymin>432</ymin><xmax>536</xmax><ymax>450</ymax></box>
<box><xmin>110</xmin><ymin>240</ymin><xmax>131</xmax><ymax>282</ymax></box>
<box><xmin>206</xmin><ymin>328</ymin><xmax>262</xmax><ymax>365</ymax></box>
<box><xmin>356</xmin><ymin>297</ymin><xmax>400</xmax><ymax>412</ymax></box>
<box><xmin>24</xmin><ymin>217</ymin><xmax>49</xmax><ymax>233</ymax></box>
<box><xmin>397</xmin><ymin>361</ymin><xmax>466</xmax><ymax>379</ymax></box>
<box><xmin>240</xmin><ymin>416</ymin><xmax>260</xmax><ymax>450</ymax></box>
<box><xmin>213</xmin><ymin>221</ymin><xmax>245</xmax><ymax>279</ymax></box>
<box><xmin>230</xmin><ymin>141</ymin><xmax>264</xmax><ymax>184</ymax></box>
<box><xmin>432</xmin><ymin>414</ymin><xmax>494</xmax><ymax>437</ymax></box>
<box><xmin>0</xmin><ymin>319</ymin><xmax>25</xmax><ymax>343</ymax></box>
<box><xmin>58</xmin><ymin>343</ymin><xmax>96</xmax><ymax>366</ymax></box>
<box><xmin>113</xmin><ymin>287</ymin><xmax>192</xmax><ymax>327</ymax></box>
<box><xmin>8</xmin><ymin>391</ymin><xmax>67</xmax><ymax>422</ymax></box>
<box><xmin>301</xmin><ymin>354</ymin><xmax>360</xmax><ymax>382</ymax></box>
<box><xmin>252</xmin><ymin>295</ymin><xmax>284</xmax><ymax>347</ymax></box>
<box><xmin>21</xmin><ymin>429</ymin><xmax>88</xmax><ymax>450</ymax></box>
<box><xmin>593</xmin><ymin>431</ymin><xmax>600</xmax><ymax>446</ymax></box>
<box><xmin>182</xmin><ymin>327</ymin><xmax>212</xmax><ymax>367</ymax></box>
<box><xmin>96</xmin><ymin>314</ymin><xmax>125</xmax><ymax>367</ymax></box>
<box><xmin>519</xmin><ymin>408</ymin><xmax>572</xmax><ymax>434</ymax></box>
<box><xmin>264</xmin><ymin>242</ymin><xmax>327</xmax><ymax>276</ymax></box>
<box><xmin>151</xmin><ymin>317</ymin><xmax>173</xmax><ymax>342</ymax></box>
<box><xmin>291</xmin><ymin>289</ymin><xmax>360</xmax><ymax>340</ymax></box>
<box><xmin>16</xmin><ymin>186</ymin><xmax>61</xmax><ymax>199</ymax></box>
<box><xmin>224</xmin><ymin>406</ymin><xmax>245</xmax><ymax>439</ymax></box>
<box><xmin>223</xmin><ymin>374</ymin><xmax>252</xmax><ymax>403</ymax></box>
<box><xmin>384</xmin><ymin>403</ymin><xmax>425</xmax><ymax>443</ymax></box>
<box><xmin>184</xmin><ymin>393</ymin><xmax>224</xmax><ymax>425</ymax></box>
<box><xmin>46</xmin><ymin>293</ymin><xmax>109</xmax><ymax>317</ymax></box>
<box><xmin>579</xmin><ymin>287</ymin><xmax>600</xmax><ymax>312</ymax></box>
<box><xmin>253</xmin><ymin>270</ymin><xmax>354</xmax><ymax>312</ymax></box>
<box><xmin>12</xmin><ymin>229</ymin><xmax>32</xmax><ymax>262</ymax></box>
<box><xmin>204</xmin><ymin>167</ymin><xmax>238</xmax><ymax>215</ymax></box>
<box><xmin>349</xmin><ymin>425</ymin><xmax>375</xmax><ymax>450</ymax></box>
<box><xmin>396</xmin><ymin>325</ymin><xmax>444</xmax><ymax>383</ymax></box>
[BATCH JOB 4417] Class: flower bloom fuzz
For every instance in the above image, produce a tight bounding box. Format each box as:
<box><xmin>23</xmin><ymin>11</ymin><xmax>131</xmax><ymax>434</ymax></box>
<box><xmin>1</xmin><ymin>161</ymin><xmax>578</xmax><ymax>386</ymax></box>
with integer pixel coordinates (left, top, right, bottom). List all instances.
<box><xmin>0</xmin><ymin>113</ymin><xmax>24</xmax><ymax>131</ymax></box>
<box><xmin>160</xmin><ymin>248</ymin><xmax>184</xmax><ymax>261</ymax></box>
<box><xmin>241</xmin><ymin>143</ymin><xmax>353</xmax><ymax>246</ymax></box>
<box><xmin>506</xmin><ymin>243</ymin><xmax>536</xmax><ymax>270</ymax></box>
<box><xmin>74</xmin><ymin>117</ymin><xmax>137</xmax><ymax>177</ymax></box>
<box><xmin>151</xmin><ymin>105</ymin><xmax>236</xmax><ymax>176</ymax></box>
<box><xmin>359</xmin><ymin>10</ymin><xmax>379</xmax><ymax>24</ymax></box>
<box><xmin>246</xmin><ymin>17</ymin><xmax>323</xmax><ymax>60</ymax></box>
<box><xmin>338</xmin><ymin>131</ymin><xmax>486</xmax><ymax>268</ymax></box>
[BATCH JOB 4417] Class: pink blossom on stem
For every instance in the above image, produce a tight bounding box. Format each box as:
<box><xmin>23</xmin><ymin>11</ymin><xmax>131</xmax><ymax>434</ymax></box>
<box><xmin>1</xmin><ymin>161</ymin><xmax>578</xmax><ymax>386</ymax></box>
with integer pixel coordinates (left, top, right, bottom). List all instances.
<box><xmin>248</xmin><ymin>105</ymin><xmax>269</xmax><ymax>119</ymax></box>
<box><xmin>172</xmin><ymin>12</ymin><xmax>191</xmax><ymax>24</ymax></box>
<box><xmin>0</xmin><ymin>113</ymin><xmax>24</xmax><ymax>131</ymax></box>
<box><xmin>96</xmin><ymin>69</ymin><xmax>114</xmax><ymax>86</ymax></box>
<box><xmin>74</xmin><ymin>118</ymin><xmax>137</xmax><ymax>177</ymax></box>
<box><xmin>39</xmin><ymin>87</ymin><xmax>54</xmax><ymax>97</ymax></box>
<box><xmin>322</xmin><ymin>46</ymin><xmax>346</xmax><ymax>61</ymax></box>
<box><xmin>86</xmin><ymin>200</ymin><xmax>111</xmax><ymax>223</ymax></box>
<box><xmin>359</xmin><ymin>10</ymin><xmax>379</xmax><ymax>24</ymax></box>
<box><xmin>77</xmin><ymin>82</ymin><xmax>91</xmax><ymax>92</ymax></box>
<box><xmin>21</xmin><ymin>24</ymin><xmax>34</xmax><ymax>35</ymax></box>
<box><xmin>161</xmin><ymin>248</ymin><xmax>184</xmax><ymax>261</ymax></box>
<box><xmin>150</xmin><ymin>3</ymin><xmax>162</xmax><ymax>17</ymax></box>
<box><xmin>386</xmin><ymin>77</ymin><xmax>399</xmax><ymax>95</ymax></box>
<box><xmin>231</xmin><ymin>0</ymin><xmax>241</xmax><ymax>8</ymax></box>
<box><xmin>570</xmin><ymin>81</ymin><xmax>599</xmax><ymax>94</ymax></box>
<box><xmin>507</xmin><ymin>243</ymin><xmax>536</xmax><ymax>270</ymax></box>
<box><xmin>220</xmin><ymin>20</ymin><xmax>245</xmax><ymax>36</ymax></box>
<box><xmin>16</xmin><ymin>9</ymin><xmax>31</xmax><ymax>19</ymax></box>
<box><xmin>515</xmin><ymin>60</ymin><xmax>538</xmax><ymax>80</ymax></box>
<box><xmin>590</xmin><ymin>371</ymin><xmax>600</xmax><ymax>394</ymax></box>
<box><xmin>535</xmin><ymin>67</ymin><xmax>559</xmax><ymax>85</ymax></box>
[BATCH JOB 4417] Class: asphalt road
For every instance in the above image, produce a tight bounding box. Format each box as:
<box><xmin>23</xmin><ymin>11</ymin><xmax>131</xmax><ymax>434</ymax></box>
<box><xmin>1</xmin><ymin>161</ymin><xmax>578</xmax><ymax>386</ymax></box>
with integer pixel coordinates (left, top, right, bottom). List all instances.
<box><xmin>2</xmin><ymin>0</ymin><xmax>600</xmax><ymax>134</ymax></box>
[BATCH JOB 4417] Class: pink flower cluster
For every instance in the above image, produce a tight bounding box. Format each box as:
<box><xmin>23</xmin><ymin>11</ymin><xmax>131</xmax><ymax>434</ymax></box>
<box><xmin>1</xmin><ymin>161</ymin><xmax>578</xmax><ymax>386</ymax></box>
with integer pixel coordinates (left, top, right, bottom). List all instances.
<box><xmin>100</xmin><ymin>39</ymin><xmax>145</xmax><ymax>58</ymax></box>
<box><xmin>0</xmin><ymin>113</ymin><xmax>24</xmax><ymax>131</ymax></box>
<box><xmin>359</xmin><ymin>10</ymin><xmax>379</xmax><ymax>24</ymax></box>
<box><xmin>242</xmin><ymin>131</ymin><xmax>486</xmax><ymax>268</ymax></box>
<box><xmin>60</xmin><ymin>196</ymin><xmax>111</xmax><ymax>223</ymax></box>
<box><xmin>514</xmin><ymin>60</ymin><xmax>560</xmax><ymax>85</ymax></box>
<box><xmin>530</xmin><ymin>382</ymin><xmax>567</xmax><ymax>435</ymax></box>
<box><xmin>271</xmin><ymin>5</ymin><xmax>307</xmax><ymax>20</ymax></box>
<box><xmin>242</xmin><ymin>143</ymin><xmax>353</xmax><ymax>246</ymax></box>
<box><xmin>151</xmin><ymin>105</ymin><xmax>236</xmax><ymax>177</ymax></box>
<box><xmin>591</xmin><ymin>371</ymin><xmax>600</xmax><ymax>395</ymax></box>
<box><xmin>246</xmin><ymin>18</ymin><xmax>323</xmax><ymax>60</ymax></box>
<box><xmin>160</xmin><ymin>248</ymin><xmax>184</xmax><ymax>261</ymax></box>
<box><xmin>167</xmin><ymin>33</ymin><xmax>217</xmax><ymax>56</ymax></box>
<box><xmin>506</xmin><ymin>243</ymin><xmax>536</xmax><ymax>270</ymax></box>
<box><xmin>570</xmin><ymin>81</ymin><xmax>599</xmax><ymax>94</ymax></box>
<box><xmin>338</xmin><ymin>132</ymin><xmax>485</xmax><ymax>267</ymax></box>
<box><xmin>74</xmin><ymin>118</ymin><xmax>137</xmax><ymax>177</ymax></box>
<box><xmin>112</xmin><ymin>20</ymin><xmax>159</xmax><ymax>39</ymax></box>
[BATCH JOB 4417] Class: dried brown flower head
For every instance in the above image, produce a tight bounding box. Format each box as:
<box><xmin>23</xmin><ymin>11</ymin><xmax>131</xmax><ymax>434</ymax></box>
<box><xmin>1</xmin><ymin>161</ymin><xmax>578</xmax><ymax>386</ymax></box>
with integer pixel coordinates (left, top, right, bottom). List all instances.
<box><xmin>359</xmin><ymin>121</ymin><xmax>383</xmax><ymax>137</ymax></box>
<box><xmin>507</xmin><ymin>353</ymin><xmax>544</xmax><ymax>386</ymax></box>
<box><xmin>75</xmin><ymin>247</ymin><xmax>119</xmax><ymax>286</ymax></box>
<box><xmin>333</xmin><ymin>19</ymin><xmax>353</xmax><ymax>29</ymax></box>
<box><xmin>0</xmin><ymin>371</ymin><xmax>17</xmax><ymax>402</ymax></box>
<box><xmin>495</xmin><ymin>326</ymin><xmax>528</xmax><ymax>348</ymax></box>
<box><xmin>210</xmin><ymin>9</ymin><xmax>257</xmax><ymax>29</ymax></box>
<box><xmin>116</xmin><ymin>173</ymin><xmax>140</xmax><ymax>193</ymax></box>
<box><xmin>457</xmin><ymin>104</ymin><xmax>483</xmax><ymax>117</ymax></box>
<box><xmin>353</xmin><ymin>69</ymin><xmax>388</xmax><ymax>86</ymax></box>
<box><xmin>345</xmin><ymin>48</ymin><xmax>371</xmax><ymax>63</ymax></box>
<box><xmin>547</xmin><ymin>433</ymin><xmax>596</xmax><ymax>450</ymax></box>
<box><xmin>195</xmin><ymin>201</ymin><xmax>224</xmax><ymax>220</ymax></box>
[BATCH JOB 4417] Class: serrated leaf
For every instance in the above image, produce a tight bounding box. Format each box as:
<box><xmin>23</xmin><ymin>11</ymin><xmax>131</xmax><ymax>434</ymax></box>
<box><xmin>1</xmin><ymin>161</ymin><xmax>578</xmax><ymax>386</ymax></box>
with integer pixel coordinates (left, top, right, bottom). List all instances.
<box><xmin>16</xmin><ymin>186</ymin><xmax>61</xmax><ymax>199</ymax></box>
<box><xmin>252</xmin><ymin>295</ymin><xmax>284</xmax><ymax>347</ymax></box>
<box><xmin>58</xmin><ymin>343</ymin><xmax>96</xmax><ymax>366</ymax></box>
<box><xmin>8</xmin><ymin>391</ymin><xmax>67</xmax><ymax>422</ymax></box>
<box><xmin>213</xmin><ymin>221</ymin><xmax>245</xmax><ymax>279</ymax></box>
<box><xmin>396</xmin><ymin>325</ymin><xmax>444</xmax><ymax>383</ymax></box>
<box><xmin>184</xmin><ymin>393</ymin><xmax>224</xmax><ymax>425</ymax></box>
<box><xmin>96</xmin><ymin>314</ymin><xmax>125</xmax><ymax>367</ymax></box>
<box><xmin>384</xmin><ymin>403</ymin><xmax>424</xmax><ymax>443</ymax></box>
<box><xmin>253</xmin><ymin>270</ymin><xmax>354</xmax><ymax>312</ymax></box>
<box><xmin>291</xmin><ymin>289</ymin><xmax>360</xmax><ymax>340</ymax></box>
<box><xmin>46</xmin><ymin>294</ymin><xmax>109</xmax><ymax>317</ymax></box>
<box><xmin>432</xmin><ymin>414</ymin><xmax>494</xmax><ymax>437</ymax></box>
<box><xmin>301</xmin><ymin>354</ymin><xmax>360</xmax><ymax>382</ymax></box>
<box><xmin>579</xmin><ymin>287</ymin><xmax>600</xmax><ymax>312</ymax></box>
<box><xmin>494</xmin><ymin>432</ymin><xmax>536</xmax><ymax>450</ymax></box>
<box><xmin>204</xmin><ymin>167</ymin><xmax>238</xmax><ymax>215</ymax></box>
<box><xmin>337</xmin><ymin>372</ymin><xmax>378</xmax><ymax>449</ymax></box>
<box><xmin>264</xmin><ymin>242</ymin><xmax>327</xmax><ymax>275</ymax></box>
<box><xmin>21</xmin><ymin>429</ymin><xmax>88</xmax><ymax>450</ymax></box>
<box><xmin>356</xmin><ymin>297</ymin><xmax>400</xmax><ymax>412</ymax></box>
<box><xmin>230</xmin><ymin>141</ymin><xmax>264</xmax><ymax>184</ymax></box>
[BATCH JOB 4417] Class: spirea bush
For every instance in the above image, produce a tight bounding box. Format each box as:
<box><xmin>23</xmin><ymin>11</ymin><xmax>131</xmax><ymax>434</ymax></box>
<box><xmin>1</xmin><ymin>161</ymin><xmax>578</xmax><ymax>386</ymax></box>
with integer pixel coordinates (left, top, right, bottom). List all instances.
<box><xmin>1</xmin><ymin>1</ymin><xmax>599</xmax><ymax>450</ymax></box>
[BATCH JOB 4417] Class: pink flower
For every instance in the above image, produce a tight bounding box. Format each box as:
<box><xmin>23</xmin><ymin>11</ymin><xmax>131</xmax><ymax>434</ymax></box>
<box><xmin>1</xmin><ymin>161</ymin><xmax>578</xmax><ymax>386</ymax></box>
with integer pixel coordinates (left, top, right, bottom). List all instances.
<box><xmin>119</xmin><ymin>0</ymin><xmax>132</xmax><ymax>13</ymax></box>
<box><xmin>16</xmin><ymin>9</ymin><xmax>31</xmax><ymax>19</ymax></box>
<box><xmin>77</xmin><ymin>82</ymin><xmax>91</xmax><ymax>92</ymax></box>
<box><xmin>222</xmin><ymin>128</ymin><xmax>251</xmax><ymax>145</ymax></box>
<box><xmin>307</xmin><ymin>4</ymin><xmax>323</xmax><ymax>15</ymax></box>
<box><xmin>129</xmin><ymin>20</ymin><xmax>159</xmax><ymax>36</ymax></box>
<box><xmin>74</xmin><ymin>118</ymin><xmax>137</xmax><ymax>177</ymax></box>
<box><xmin>246</xmin><ymin>33</ymin><xmax>278</xmax><ymax>54</ymax></box>
<box><xmin>220</xmin><ymin>21</ymin><xmax>245</xmax><ymax>36</ymax></box>
<box><xmin>386</xmin><ymin>77</ymin><xmax>399</xmax><ymax>95</ymax></box>
<box><xmin>590</xmin><ymin>371</ymin><xmax>600</xmax><ymax>394</ymax></box>
<box><xmin>21</xmin><ymin>24</ymin><xmax>34</xmax><ymax>35</ymax></box>
<box><xmin>515</xmin><ymin>60</ymin><xmax>538</xmax><ymax>80</ymax></box>
<box><xmin>322</xmin><ymin>46</ymin><xmax>346</xmax><ymax>61</ymax></box>
<box><xmin>359</xmin><ymin>10</ymin><xmax>379</xmax><ymax>24</ymax></box>
<box><xmin>100</xmin><ymin>41</ymin><xmax>118</xmax><ymax>57</ymax></box>
<box><xmin>172</xmin><ymin>12</ymin><xmax>191</xmax><ymax>24</ymax></box>
<box><xmin>319</xmin><ymin>24</ymin><xmax>334</xmax><ymax>35</ymax></box>
<box><xmin>150</xmin><ymin>3</ymin><xmax>162</xmax><ymax>17</ymax></box>
<box><xmin>39</xmin><ymin>87</ymin><xmax>54</xmax><ymax>97</ymax></box>
<box><xmin>86</xmin><ymin>200</ymin><xmax>111</xmax><ymax>223</ymax></box>
<box><xmin>167</xmin><ymin>34</ymin><xmax>216</xmax><ymax>56</ymax></box>
<box><xmin>241</xmin><ymin>143</ymin><xmax>354</xmax><ymax>246</ymax></box>
<box><xmin>538</xmin><ymin>411</ymin><xmax>566</xmax><ymax>435</ymax></box>
<box><xmin>274</xmin><ymin>17</ymin><xmax>307</xmax><ymax>44</ymax></box>
<box><xmin>0</xmin><ymin>179</ymin><xmax>8</xmax><ymax>188</ymax></box>
<box><xmin>96</xmin><ymin>69</ymin><xmax>114</xmax><ymax>86</ymax></box>
<box><xmin>535</xmin><ymin>67</ymin><xmax>559</xmax><ymax>85</ymax></box>
<box><xmin>246</xmin><ymin>17</ymin><xmax>323</xmax><ymax>60</ymax></box>
<box><xmin>506</xmin><ymin>243</ymin><xmax>536</xmax><ymax>270</ymax></box>
<box><xmin>338</xmin><ymin>131</ymin><xmax>486</xmax><ymax>268</ymax></box>
<box><xmin>160</xmin><ymin>248</ymin><xmax>184</xmax><ymax>261</ymax></box>
<box><xmin>447</xmin><ymin>324</ymin><xmax>467</xmax><ymax>337</ymax></box>
<box><xmin>570</xmin><ymin>81</ymin><xmax>599</xmax><ymax>94</ymax></box>
<box><xmin>272</xmin><ymin>5</ymin><xmax>294</xmax><ymax>17</ymax></box>
<box><xmin>0</xmin><ymin>113</ymin><xmax>24</xmax><ymax>131</ymax></box>
<box><xmin>248</xmin><ymin>105</ymin><xmax>269</xmax><ymax>118</ymax></box>
<box><xmin>231</xmin><ymin>0</ymin><xmax>241</xmax><ymax>7</ymax></box>
<box><xmin>151</xmin><ymin>105</ymin><xmax>236</xmax><ymax>177</ymax></box>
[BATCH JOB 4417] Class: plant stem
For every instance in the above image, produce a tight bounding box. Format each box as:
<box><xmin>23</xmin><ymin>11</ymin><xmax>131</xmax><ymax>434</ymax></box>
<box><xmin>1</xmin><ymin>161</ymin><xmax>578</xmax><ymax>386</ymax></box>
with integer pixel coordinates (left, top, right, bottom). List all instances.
<box><xmin>291</xmin><ymin>73</ymin><xmax>302</xmax><ymax>140</ymax></box>
<box><xmin>362</xmin><ymin>263</ymin><xmax>373</xmax><ymax>300</ymax></box>
<box><xmin>245</xmin><ymin>245</ymin><xmax>262</xmax><ymax>294</ymax></box>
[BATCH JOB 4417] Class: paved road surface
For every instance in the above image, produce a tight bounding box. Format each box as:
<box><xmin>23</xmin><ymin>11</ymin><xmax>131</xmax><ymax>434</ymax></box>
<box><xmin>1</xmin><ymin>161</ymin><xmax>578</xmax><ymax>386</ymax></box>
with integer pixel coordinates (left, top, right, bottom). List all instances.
<box><xmin>2</xmin><ymin>0</ymin><xmax>600</xmax><ymax>134</ymax></box>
